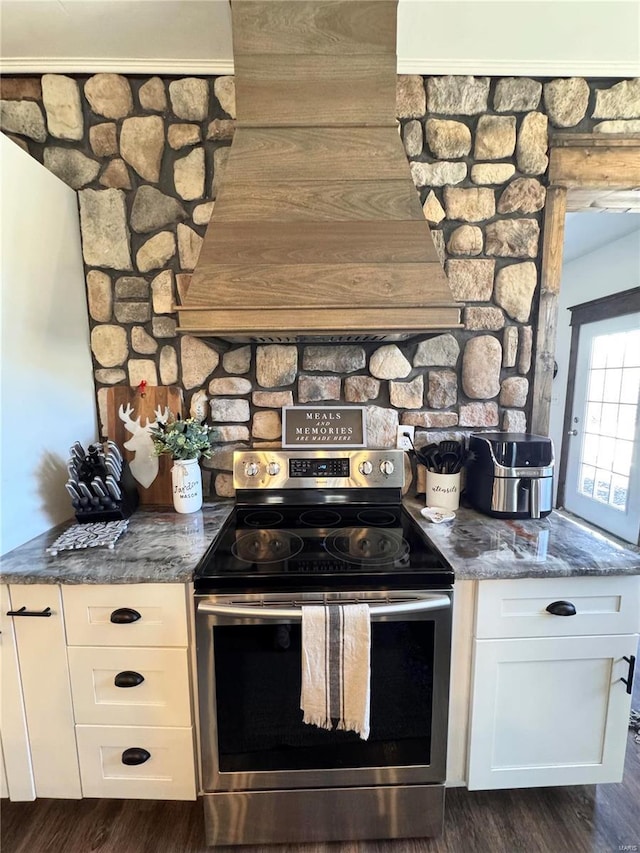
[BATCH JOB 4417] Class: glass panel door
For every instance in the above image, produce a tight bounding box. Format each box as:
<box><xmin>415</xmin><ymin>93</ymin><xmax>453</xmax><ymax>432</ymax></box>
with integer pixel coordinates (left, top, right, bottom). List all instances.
<box><xmin>564</xmin><ymin>312</ymin><xmax>640</xmax><ymax>543</ymax></box>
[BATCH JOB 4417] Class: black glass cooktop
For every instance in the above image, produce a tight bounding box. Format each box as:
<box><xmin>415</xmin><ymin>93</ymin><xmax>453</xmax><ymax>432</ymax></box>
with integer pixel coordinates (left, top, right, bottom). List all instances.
<box><xmin>194</xmin><ymin>504</ymin><xmax>454</xmax><ymax>593</ymax></box>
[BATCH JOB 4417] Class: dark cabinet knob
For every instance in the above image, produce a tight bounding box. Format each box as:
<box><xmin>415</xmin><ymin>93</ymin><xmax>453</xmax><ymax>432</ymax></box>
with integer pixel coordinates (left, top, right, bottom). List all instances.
<box><xmin>121</xmin><ymin>747</ymin><xmax>151</xmax><ymax>766</ymax></box>
<box><xmin>110</xmin><ymin>608</ymin><xmax>141</xmax><ymax>624</ymax></box>
<box><xmin>114</xmin><ymin>671</ymin><xmax>145</xmax><ymax>688</ymax></box>
<box><xmin>545</xmin><ymin>600</ymin><xmax>577</xmax><ymax>616</ymax></box>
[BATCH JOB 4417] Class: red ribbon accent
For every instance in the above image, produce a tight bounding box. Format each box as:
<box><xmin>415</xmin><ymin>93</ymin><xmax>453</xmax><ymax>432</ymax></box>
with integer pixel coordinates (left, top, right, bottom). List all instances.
<box><xmin>137</xmin><ymin>380</ymin><xmax>147</xmax><ymax>397</ymax></box>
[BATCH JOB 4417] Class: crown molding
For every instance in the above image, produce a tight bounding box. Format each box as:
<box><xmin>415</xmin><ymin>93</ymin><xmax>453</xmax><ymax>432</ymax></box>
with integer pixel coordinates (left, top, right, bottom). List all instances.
<box><xmin>0</xmin><ymin>57</ymin><xmax>235</xmax><ymax>75</ymax></box>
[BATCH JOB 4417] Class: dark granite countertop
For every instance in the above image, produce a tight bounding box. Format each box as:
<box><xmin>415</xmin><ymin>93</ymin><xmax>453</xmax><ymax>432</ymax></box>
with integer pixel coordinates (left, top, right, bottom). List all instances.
<box><xmin>0</xmin><ymin>502</ymin><xmax>234</xmax><ymax>585</ymax></box>
<box><xmin>2</xmin><ymin>497</ymin><xmax>639</xmax><ymax>586</ymax></box>
<box><xmin>404</xmin><ymin>498</ymin><xmax>640</xmax><ymax>579</ymax></box>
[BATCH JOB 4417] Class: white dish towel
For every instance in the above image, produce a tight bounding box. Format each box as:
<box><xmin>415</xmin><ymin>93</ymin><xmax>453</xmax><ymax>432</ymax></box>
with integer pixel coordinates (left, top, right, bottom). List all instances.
<box><xmin>300</xmin><ymin>603</ymin><xmax>371</xmax><ymax>740</ymax></box>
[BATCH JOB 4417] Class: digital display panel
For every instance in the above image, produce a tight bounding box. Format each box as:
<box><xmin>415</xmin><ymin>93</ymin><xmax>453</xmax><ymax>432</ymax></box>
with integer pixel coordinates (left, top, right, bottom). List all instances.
<box><xmin>289</xmin><ymin>458</ymin><xmax>350</xmax><ymax>478</ymax></box>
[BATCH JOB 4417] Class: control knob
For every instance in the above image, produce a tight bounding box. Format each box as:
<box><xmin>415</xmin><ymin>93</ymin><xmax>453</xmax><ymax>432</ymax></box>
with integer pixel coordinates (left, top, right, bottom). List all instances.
<box><xmin>266</xmin><ymin>461</ymin><xmax>281</xmax><ymax>476</ymax></box>
<box><xmin>244</xmin><ymin>461</ymin><xmax>260</xmax><ymax>477</ymax></box>
<box><xmin>380</xmin><ymin>460</ymin><xmax>395</xmax><ymax>476</ymax></box>
<box><xmin>359</xmin><ymin>460</ymin><xmax>373</xmax><ymax>476</ymax></box>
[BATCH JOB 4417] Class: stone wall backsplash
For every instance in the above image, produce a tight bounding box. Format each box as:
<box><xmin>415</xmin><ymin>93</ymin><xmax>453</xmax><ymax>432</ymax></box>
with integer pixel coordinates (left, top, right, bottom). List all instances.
<box><xmin>2</xmin><ymin>73</ymin><xmax>639</xmax><ymax>498</ymax></box>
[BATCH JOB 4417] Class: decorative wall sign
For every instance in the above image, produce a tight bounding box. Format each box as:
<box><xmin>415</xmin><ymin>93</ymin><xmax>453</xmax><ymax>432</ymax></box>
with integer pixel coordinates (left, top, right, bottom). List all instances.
<box><xmin>282</xmin><ymin>406</ymin><xmax>366</xmax><ymax>448</ymax></box>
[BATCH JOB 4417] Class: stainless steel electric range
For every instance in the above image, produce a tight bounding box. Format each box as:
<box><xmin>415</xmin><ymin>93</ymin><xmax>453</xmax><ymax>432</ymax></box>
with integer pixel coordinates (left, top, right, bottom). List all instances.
<box><xmin>194</xmin><ymin>449</ymin><xmax>454</xmax><ymax>847</ymax></box>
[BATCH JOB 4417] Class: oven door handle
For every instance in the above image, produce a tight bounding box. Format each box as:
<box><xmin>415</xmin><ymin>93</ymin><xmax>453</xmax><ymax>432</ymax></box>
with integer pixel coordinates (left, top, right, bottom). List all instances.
<box><xmin>197</xmin><ymin>595</ymin><xmax>451</xmax><ymax>621</ymax></box>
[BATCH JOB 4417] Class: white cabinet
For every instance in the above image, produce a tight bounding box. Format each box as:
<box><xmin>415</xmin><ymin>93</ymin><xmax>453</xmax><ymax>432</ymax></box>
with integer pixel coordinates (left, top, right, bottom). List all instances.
<box><xmin>0</xmin><ymin>584</ymin><xmax>81</xmax><ymax>799</ymax></box>
<box><xmin>62</xmin><ymin>583</ymin><xmax>196</xmax><ymax>801</ymax></box>
<box><xmin>467</xmin><ymin>575</ymin><xmax>639</xmax><ymax>790</ymax></box>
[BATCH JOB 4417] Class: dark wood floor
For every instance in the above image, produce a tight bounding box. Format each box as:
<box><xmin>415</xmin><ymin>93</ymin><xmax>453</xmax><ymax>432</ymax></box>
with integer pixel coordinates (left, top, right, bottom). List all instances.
<box><xmin>2</xmin><ymin>719</ymin><xmax>638</xmax><ymax>853</ymax></box>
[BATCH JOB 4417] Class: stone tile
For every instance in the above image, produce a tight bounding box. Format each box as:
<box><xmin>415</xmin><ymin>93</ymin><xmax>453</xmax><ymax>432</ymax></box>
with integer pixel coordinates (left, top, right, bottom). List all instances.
<box><xmin>500</xmin><ymin>376</ymin><xmax>529</xmax><ymax>407</ymax></box>
<box><xmin>447</xmin><ymin>225</ymin><xmax>483</xmax><ymax>256</ymax></box>
<box><xmin>0</xmin><ymin>78</ymin><xmax>42</xmax><ymax>100</ymax></box>
<box><xmin>139</xmin><ymin>77</ymin><xmax>167</xmax><ymax>112</ymax></box>
<box><xmin>79</xmin><ymin>188</ymin><xmax>132</xmax><ymax>270</ymax></box>
<box><xmin>427</xmin><ymin>76</ymin><xmax>489</xmax><ymax>115</ymax></box>
<box><xmin>210</xmin><ymin>398</ymin><xmax>250</xmax><ymax>422</ymax></box>
<box><xmin>86</xmin><ymin>270</ymin><xmax>112</xmax><ymax>322</ymax></box>
<box><xmin>411</xmin><ymin>161</ymin><xmax>467</xmax><ymax>188</ymax></box>
<box><xmin>152</xmin><ymin>317</ymin><xmax>177</xmax><ymax>338</ymax></box>
<box><xmin>0</xmin><ymin>99</ymin><xmax>46</xmax><ymax>141</ymax></box>
<box><xmin>209</xmin><ymin>377</ymin><xmax>252</xmax><ymax>395</ymax></box>
<box><xmin>396</xmin><ymin>75</ymin><xmax>426</xmax><ymax>118</ymax></box>
<box><xmin>99</xmin><ymin>159</ymin><xmax>131</xmax><ymax>190</ymax></box>
<box><xmin>462</xmin><ymin>335</ymin><xmax>502</xmax><ymax>399</ymax></box>
<box><xmin>94</xmin><ymin>368</ymin><xmax>126</xmax><ymax>385</ymax></box>
<box><xmin>502</xmin><ymin>409</ymin><xmax>527</xmax><ymax>432</ymax></box>
<box><xmin>181</xmin><ymin>336</ymin><xmax>220</xmax><ymax>390</ymax></box>
<box><xmin>470</xmin><ymin>163</ymin><xmax>516</xmax><ymax>185</ymax></box>
<box><xmin>207</xmin><ymin>119</ymin><xmax>236</xmax><ymax>140</ymax></box>
<box><xmin>203</xmin><ymin>442</ymin><xmax>247</xmax><ymax>472</ymax></box>
<box><xmin>425</xmin><ymin>119</ymin><xmax>471</xmax><ymax>158</ymax></box>
<box><xmin>414</xmin><ymin>334</ymin><xmax>460</xmax><ymax>367</ymax></box>
<box><xmin>169</xmin><ymin>78</ymin><xmax>209</xmax><ymax>120</ymax></box>
<box><xmin>503</xmin><ymin>326</ymin><xmax>518</xmax><ymax>367</ymax></box>
<box><xmin>344</xmin><ymin>376</ymin><xmax>380</xmax><ymax>403</ymax></box>
<box><xmin>430</xmin><ymin>230</ymin><xmax>446</xmax><ymax>265</ymax></box>
<box><xmin>256</xmin><ymin>345</ymin><xmax>297</xmax><ymax>387</ymax></box>
<box><xmin>427</xmin><ymin>370</ymin><xmax>457</xmax><ymax>408</ymax></box>
<box><xmin>215</xmin><ymin>473</ymin><xmax>235</xmax><ymax>498</ymax></box>
<box><xmin>91</xmin><ymin>325</ymin><xmax>128</xmax><ymax>367</ymax></box>
<box><xmin>517</xmin><ymin>112</ymin><xmax>548</xmax><ymax>175</ymax></box>
<box><xmin>223</xmin><ymin>346</ymin><xmax>251</xmax><ymax>375</ymax></box>
<box><xmin>116</xmin><ymin>276</ymin><xmax>148</xmax><ymax>299</ymax></box>
<box><xmin>215</xmin><ymin>425</ymin><xmax>250</xmax><ymax>442</ymax></box>
<box><xmin>189</xmin><ymin>390</ymin><xmax>209</xmax><ymax>421</ymax></box>
<box><xmin>497</xmin><ymin>178</ymin><xmax>546</xmax><ymax>214</ymax></box>
<box><xmin>136</xmin><ymin>231</ymin><xmax>176</xmax><ymax>273</ymax></box>
<box><xmin>401</xmin><ymin>411</ymin><xmax>459</xmax><ymax>428</ymax></box>
<box><xmin>365</xmin><ymin>406</ymin><xmax>399</xmax><ymax>449</ymax></box>
<box><xmin>485</xmin><ymin>219</ymin><xmax>540</xmax><ymax>258</ymax></box>
<box><xmin>464</xmin><ymin>307</ymin><xmax>505</xmax><ymax>331</ymax></box>
<box><xmin>120</xmin><ymin>115</ymin><xmax>164</xmax><ymax>182</ymax></box>
<box><xmin>177</xmin><ymin>223</ymin><xmax>203</xmax><ymax>270</ymax></box>
<box><xmin>193</xmin><ymin>202</ymin><xmax>215</xmax><ymax>225</ymax></box>
<box><xmin>128</xmin><ymin>359</ymin><xmax>158</xmax><ymax>387</ymax></box>
<box><xmin>89</xmin><ymin>123</ymin><xmax>117</xmax><ymax>157</ymax></box>
<box><xmin>174</xmin><ymin>147</ymin><xmax>205</xmax><ymax>201</ymax></box>
<box><xmin>445</xmin><ymin>259</ymin><xmax>495</xmax><ymax>301</ymax></box>
<box><xmin>519</xmin><ymin>325</ymin><xmax>533</xmax><ymax>375</ymax></box>
<box><xmin>494</xmin><ymin>77</ymin><xmax>542</xmax><ymax>112</ymax></box>
<box><xmin>42</xmin><ymin>74</ymin><xmax>83</xmax><ymax>140</ymax></box>
<box><xmin>43</xmin><ymin>147</ymin><xmax>100</xmax><ymax>189</ymax></box>
<box><xmin>168</xmin><ymin>123</ymin><xmax>201</xmax><ymax>149</ymax></box>
<box><xmin>252</xmin><ymin>391</ymin><xmax>293</xmax><ymax>407</ymax></box>
<box><xmin>422</xmin><ymin>191</ymin><xmax>446</xmax><ymax>225</ymax></box>
<box><xmin>459</xmin><ymin>402</ymin><xmax>499</xmax><ymax>427</ymax></box>
<box><xmin>130</xmin><ymin>185</ymin><xmax>187</xmax><ymax>233</ymax></box>
<box><xmin>494</xmin><ymin>262</ymin><xmax>537</xmax><ymax>323</ymax></box>
<box><xmin>593</xmin><ymin>119</ymin><xmax>640</xmax><ymax>133</ymax></box>
<box><xmin>369</xmin><ymin>344</ymin><xmax>412</xmax><ymax>380</ymax></box>
<box><xmin>444</xmin><ymin>187</ymin><xmax>495</xmax><ymax>222</ymax></box>
<box><xmin>298</xmin><ymin>375</ymin><xmax>341</xmax><ymax>403</ymax></box>
<box><xmin>390</xmin><ymin>375</ymin><xmax>424</xmax><ymax>409</ymax></box>
<box><xmin>593</xmin><ymin>78</ymin><xmax>640</xmax><ymax>119</ymax></box>
<box><xmin>543</xmin><ymin>78</ymin><xmax>589</xmax><ymax>127</ymax></box>
<box><xmin>214</xmin><ymin>76</ymin><xmax>236</xmax><ymax>118</ymax></box>
<box><xmin>302</xmin><ymin>346</ymin><xmax>365</xmax><ymax>373</ymax></box>
<box><xmin>151</xmin><ymin>270</ymin><xmax>174</xmax><ymax>314</ymax></box>
<box><xmin>474</xmin><ymin>115</ymin><xmax>516</xmax><ymax>159</ymax></box>
<box><xmin>85</xmin><ymin>74</ymin><xmax>133</xmax><ymax>119</ymax></box>
<box><xmin>212</xmin><ymin>146</ymin><xmax>231</xmax><ymax>198</ymax></box>
<box><xmin>114</xmin><ymin>302</ymin><xmax>150</xmax><ymax>324</ymax></box>
<box><xmin>403</xmin><ymin>119</ymin><xmax>423</xmax><ymax>157</ymax></box>
<box><xmin>252</xmin><ymin>410</ymin><xmax>282</xmax><ymax>440</ymax></box>
<box><xmin>131</xmin><ymin>326</ymin><xmax>158</xmax><ymax>355</ymax></box>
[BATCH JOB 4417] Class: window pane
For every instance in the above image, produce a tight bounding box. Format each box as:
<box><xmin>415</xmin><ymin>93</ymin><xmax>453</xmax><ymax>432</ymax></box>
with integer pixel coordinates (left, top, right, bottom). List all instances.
<box><xmin>603</xmin><ymin>368</ymin><xmax>622</xmax><ymax>403</ymax></box>
<box><xmin>582</xmin><ymin>433</ymin><xmax>599</xmax><ymax>466</ymax></box>
<box><xmin>623</xmin><ymin>330</ymin><xmax>640</xmax><ymax>367</ymax></box>
<box><xmin>591</xmin><ymin>337</ymin><xmax>608</xmax><ymax>368</ymax></box>
<box><xmin>620</xmin><ymin>367</ymin><xmax>640</xmax><ymax>405</ymax></box>
<box><xmin>606</xmin><ymin>333</ymin><xmax>626</xmax><ymax>368</ymax></box>
<box><xmin>610</xmin><ymin>474</ymin><xmax>629</xmax><ymax>512</ymax></box>
<box><xmin>612</xmin><ymin>439</ymin><xmax>633</xmax><ymax>476</ymax></box>
<box><xmin>595</xmin><ymin>435</ymin><xmax>615</xmax><ymax>470</ymax></box>
<box><xmin>617</xmin><ymin>403</ymin><xmax>637</xmax><ymax>440</ymax></box>
<box><xmin>588</xmin><ymin>369</ymin><xmax>605</xmax><ymax>401</ymax></box>
<box><xmin>580</xmin><ymin>465</ymin><xmax>595</xmax><ymax>498</ymax></box>
<box><xmin>594</xmin><ymin>469</ymin><xmax>612</xmax><ymax>504</ymax></box>
<box><xmin>586</xmin><ymin>402</ymin><xmax>602</xmax><ymax>432</ymax></box>
<box><xmin>600</xmin><ymin>403</ymin><xmax>619</xmax><ymax>437</ymax></box>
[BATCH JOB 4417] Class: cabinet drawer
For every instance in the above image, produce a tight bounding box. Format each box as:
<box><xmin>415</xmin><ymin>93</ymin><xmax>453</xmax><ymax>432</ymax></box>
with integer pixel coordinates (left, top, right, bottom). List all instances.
<box><xmin>68</xmin><ymin>647</ymin><xmax>191</xmax><ymax>726</ymax></box>
<box><xmin>75</xmin><ymin>725</ymin><xmax>196</xmax><ymax>800</ymax></box>
<box><xmin>475</xmin><ymin>575</ymin><xmax>640</xmax><ymax>639</ymax></box>
<box><xmin>62</xmin><ymin>584</ymin><xmax>189</xmax><ymax>647</ymax></box>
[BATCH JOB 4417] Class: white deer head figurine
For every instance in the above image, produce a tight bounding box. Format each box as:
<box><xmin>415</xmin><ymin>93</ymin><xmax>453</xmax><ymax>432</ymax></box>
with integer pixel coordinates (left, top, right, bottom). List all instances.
<box><xmin>118</xmin><ymin>403</ymin><xmax>170</xmax><ymax>489</ymax></box>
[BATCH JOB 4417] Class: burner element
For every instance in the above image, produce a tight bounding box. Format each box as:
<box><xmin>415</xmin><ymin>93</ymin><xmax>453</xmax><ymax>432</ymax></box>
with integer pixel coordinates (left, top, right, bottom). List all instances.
<box><xmin>324</xmin><ymin>527</ymin><xmax>409</xmax><ymax>566</ymax></box>
<box><xmin>298</xmin><ymin>509</ymin><xmax>342</xmax><ymax>527</ymax></box>
<box><xmin>243</xmin><ymin>510</ymin><xmax>284</xmax><ymax>527</ymax></box>
<box><xmin>232</xmin><ymin>530</ymin><xmax>304</xmax><ymax>564</ymax></box>
<box><xmin>357</xmin><ymin>509</ymin><xmax>397</xmax><ymax>527</ymax></box>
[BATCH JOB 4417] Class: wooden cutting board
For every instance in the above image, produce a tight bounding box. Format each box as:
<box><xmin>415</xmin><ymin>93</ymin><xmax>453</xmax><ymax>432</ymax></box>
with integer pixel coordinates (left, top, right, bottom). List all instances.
<box><xmin>106</xmin><ymin>386</ymin><xmax>184</xmax><ymax>507</ymax></box>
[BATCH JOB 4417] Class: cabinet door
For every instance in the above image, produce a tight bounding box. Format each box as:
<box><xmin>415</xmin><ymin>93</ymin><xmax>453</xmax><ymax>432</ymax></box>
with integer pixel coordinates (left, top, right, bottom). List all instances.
<box><xmin>0</xmin><ymin>586</ymin><xmax>35</xmax><ymax>800</ymax></box>
<box><xmin>8</xmin><ymin>585</ymin><xmax>81</xmax><ymax>798</ymax></box>
<box><xmin>467</xmin><ymin>634</ymin><xmax>637</xmax><ymax>790</ymax></box>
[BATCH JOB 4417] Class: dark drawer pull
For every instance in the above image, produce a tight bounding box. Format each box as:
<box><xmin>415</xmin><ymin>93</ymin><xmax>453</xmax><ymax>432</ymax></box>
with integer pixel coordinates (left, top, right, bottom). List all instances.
<box><xmin>6</xmin><ymin>606</ymin><xmax>52</xmax><ymax>618</ymax></box>
<box><xmin>121</xmin><ymin>747</ymin><xmax>150</xmax><ymax>766</ymax></box>
<box><xmin>114</xmin><ymin>671</ymin><xmax>145</xmax><ymax>688</ymax></box>
<box><xmin>545</xmin><ymin>600</ymin><xmax>577</xmax><ymax>617</ymax></box>
<box><xmin>110</xmin><ymin>608</ymin><xmax>141</xmax><ymax>624</ymax></box>
<box><xmin>621</xmin><ymin>655</ymin><xmax>636</xmax><ymax>695</ymax></box>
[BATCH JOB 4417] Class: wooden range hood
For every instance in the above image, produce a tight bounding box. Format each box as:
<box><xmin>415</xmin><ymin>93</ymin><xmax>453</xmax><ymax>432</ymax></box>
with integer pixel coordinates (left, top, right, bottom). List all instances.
<box><xmin>177</xmin><ymin>0</ymin><xmax>461</xmax><ymax>342</ymax></box>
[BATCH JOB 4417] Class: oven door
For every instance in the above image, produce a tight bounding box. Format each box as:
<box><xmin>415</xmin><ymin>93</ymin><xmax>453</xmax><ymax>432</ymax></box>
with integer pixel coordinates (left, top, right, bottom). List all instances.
<box><xmin>196</xmin><ymin>590</ymin><xmax>452</xmax><ymax>792</ymax></box>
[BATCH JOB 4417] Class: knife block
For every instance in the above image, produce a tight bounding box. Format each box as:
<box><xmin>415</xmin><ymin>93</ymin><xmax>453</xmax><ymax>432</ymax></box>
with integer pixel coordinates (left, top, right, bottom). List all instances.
<box><xmin>75</xmin><ymin>463</ymin><xmax>139</xmax><ymax>524</ymax></box>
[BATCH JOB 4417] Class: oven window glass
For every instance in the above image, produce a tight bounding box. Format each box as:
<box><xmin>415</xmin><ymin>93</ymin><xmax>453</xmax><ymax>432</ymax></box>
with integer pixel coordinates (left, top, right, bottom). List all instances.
<box><xmin>213</xmin><ymin>620</ymin><xmax>434</xmax><ymax>772</ymax></box>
